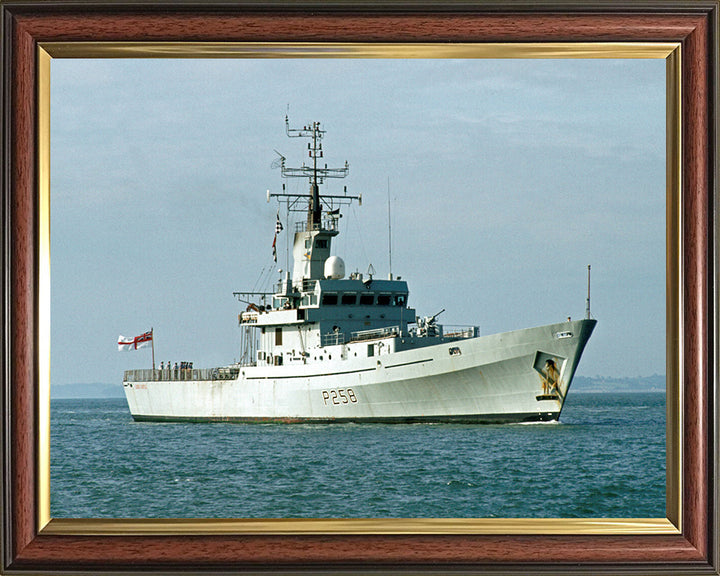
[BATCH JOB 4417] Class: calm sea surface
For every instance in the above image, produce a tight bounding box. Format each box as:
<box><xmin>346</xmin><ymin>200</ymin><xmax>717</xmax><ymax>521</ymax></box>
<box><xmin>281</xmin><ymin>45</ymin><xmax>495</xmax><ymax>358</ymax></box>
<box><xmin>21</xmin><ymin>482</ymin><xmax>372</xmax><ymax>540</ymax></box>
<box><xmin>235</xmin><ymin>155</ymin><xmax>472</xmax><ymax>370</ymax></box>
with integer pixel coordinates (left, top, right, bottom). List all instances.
<box><xmin>50</xmin><ymin>391</ymin><xmax>665</xmax><ymax>518</ymax></box>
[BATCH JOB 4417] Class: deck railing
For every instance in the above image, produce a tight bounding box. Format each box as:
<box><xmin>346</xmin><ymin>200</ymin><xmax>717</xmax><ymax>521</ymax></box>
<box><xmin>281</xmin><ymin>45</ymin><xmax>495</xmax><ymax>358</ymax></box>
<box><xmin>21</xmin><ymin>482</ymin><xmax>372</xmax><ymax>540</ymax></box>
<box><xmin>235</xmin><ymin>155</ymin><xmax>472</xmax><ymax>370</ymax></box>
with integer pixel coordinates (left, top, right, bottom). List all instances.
<box><xmin>295</xmin><ymin>218</ymin><xmax>339</xmax><ymax>233</ymax></box>
<box><xmin>321</xmin><ymin>332</ymin><xmax>346</xmax><ymax>346</ymax></box>
<box><xmin>124</xmin><ymin>367</ymin><xmax>240</xmax><ymax>382</ymax></box>
<box><xmin>299</xmin><ymin>279</ymin><xmax>317</xmax><ymax>292</ymax></box>
<box><xmin>442</xmin><ymin>325</ymin><xmax>480</xmax><ymax>339</ymax></box>
<box><xmin>350</xmin><ymin>325</ymin><xmax>400</xmax><ymax>342</ymax></box>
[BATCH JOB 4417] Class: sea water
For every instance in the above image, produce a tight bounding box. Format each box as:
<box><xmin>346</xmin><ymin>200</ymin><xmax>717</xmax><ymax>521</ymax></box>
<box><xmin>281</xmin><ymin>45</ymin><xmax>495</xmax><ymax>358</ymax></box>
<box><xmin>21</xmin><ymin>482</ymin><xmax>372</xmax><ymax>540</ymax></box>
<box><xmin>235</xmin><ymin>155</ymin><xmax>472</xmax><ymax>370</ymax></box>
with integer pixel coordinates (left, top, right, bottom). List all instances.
<box><xmin>50</xmin><ymin>391</ymin><xmax>665</xmax><ymax>518</ymax></box>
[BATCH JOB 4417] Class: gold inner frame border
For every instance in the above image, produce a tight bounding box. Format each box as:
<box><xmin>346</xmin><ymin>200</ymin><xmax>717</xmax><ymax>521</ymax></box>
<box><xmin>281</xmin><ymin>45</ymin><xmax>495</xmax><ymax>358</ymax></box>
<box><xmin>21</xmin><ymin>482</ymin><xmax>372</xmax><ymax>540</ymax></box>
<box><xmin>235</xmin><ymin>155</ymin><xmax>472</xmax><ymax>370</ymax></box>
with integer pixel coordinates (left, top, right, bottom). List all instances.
<box><xmin>36</xmin><ymin>41</ymin><xmax>682</xmax><ymax>537</ymax></box>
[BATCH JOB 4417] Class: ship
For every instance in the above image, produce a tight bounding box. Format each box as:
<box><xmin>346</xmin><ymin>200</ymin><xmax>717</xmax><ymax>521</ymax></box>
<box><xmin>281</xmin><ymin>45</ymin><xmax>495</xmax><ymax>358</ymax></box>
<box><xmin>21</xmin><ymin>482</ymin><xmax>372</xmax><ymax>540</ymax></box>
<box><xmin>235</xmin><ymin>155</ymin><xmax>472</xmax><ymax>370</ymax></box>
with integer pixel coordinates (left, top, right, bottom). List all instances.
<box><xmin>122</xmin><ymin>117</ymin><xmax>596</xmax><ymax>424</ymax></box>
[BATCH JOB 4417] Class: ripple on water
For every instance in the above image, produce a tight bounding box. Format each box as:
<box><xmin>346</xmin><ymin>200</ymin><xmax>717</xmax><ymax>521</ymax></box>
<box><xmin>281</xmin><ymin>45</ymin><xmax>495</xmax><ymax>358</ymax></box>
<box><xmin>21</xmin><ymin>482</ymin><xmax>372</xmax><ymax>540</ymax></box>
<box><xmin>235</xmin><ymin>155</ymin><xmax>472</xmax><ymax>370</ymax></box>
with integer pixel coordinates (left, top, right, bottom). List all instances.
<box><xmin>50</xmin><ymin>394</ymin><xmax>666</xmax><ymax>518</ymax></box>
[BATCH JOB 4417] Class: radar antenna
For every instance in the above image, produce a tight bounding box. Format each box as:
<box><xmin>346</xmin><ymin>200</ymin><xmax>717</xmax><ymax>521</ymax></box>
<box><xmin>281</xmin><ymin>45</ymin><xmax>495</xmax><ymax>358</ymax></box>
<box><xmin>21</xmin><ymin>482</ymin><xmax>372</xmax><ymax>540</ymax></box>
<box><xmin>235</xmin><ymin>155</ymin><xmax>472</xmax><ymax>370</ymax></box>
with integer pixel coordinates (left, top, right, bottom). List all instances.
<box><xmin>269</xmin><ymin>116</ymin><xmax>359</xmax><ymax>230</ymax></box>
<box><xmin>270</xmin><ymin>150</ymin><xmax>285</xmax><ymax>170</ymax></box>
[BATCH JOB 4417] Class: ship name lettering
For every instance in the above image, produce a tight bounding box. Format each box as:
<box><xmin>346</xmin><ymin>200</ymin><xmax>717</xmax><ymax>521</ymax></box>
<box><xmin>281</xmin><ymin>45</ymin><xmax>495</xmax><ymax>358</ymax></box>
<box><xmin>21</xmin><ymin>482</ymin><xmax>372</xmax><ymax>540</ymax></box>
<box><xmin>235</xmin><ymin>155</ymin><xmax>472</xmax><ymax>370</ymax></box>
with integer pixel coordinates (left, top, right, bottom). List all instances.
<box><xmin>322</xmin><ymin>388</ymin><xmax>358</xmax><ymax>405</ymax></box>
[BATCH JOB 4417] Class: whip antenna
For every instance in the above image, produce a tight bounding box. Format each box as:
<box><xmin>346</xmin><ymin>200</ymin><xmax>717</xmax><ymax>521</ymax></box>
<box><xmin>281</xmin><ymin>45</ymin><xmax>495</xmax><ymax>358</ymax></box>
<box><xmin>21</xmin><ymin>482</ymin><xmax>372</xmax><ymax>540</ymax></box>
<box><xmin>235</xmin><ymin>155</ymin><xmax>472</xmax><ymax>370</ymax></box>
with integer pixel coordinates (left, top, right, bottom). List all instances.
<box><xmin>585</xmin><ymin>265</ymin><xmax>592</xmax><ymax>319</ymax></box>
<box><xmin>387</xmin><ymin>178</ymin><xmax>392</xmax><ymax>280</ymax></box>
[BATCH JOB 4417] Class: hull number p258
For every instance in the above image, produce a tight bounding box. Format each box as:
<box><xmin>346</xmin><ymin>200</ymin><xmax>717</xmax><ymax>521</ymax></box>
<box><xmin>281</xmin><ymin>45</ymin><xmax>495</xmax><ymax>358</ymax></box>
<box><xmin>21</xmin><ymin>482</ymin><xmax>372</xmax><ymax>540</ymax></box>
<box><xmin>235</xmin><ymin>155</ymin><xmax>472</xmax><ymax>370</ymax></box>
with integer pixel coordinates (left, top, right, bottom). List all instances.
<box><xmin>322</xmin><ymin>388</ymin><xmax>358</xmax><ymax>405</ymax></box>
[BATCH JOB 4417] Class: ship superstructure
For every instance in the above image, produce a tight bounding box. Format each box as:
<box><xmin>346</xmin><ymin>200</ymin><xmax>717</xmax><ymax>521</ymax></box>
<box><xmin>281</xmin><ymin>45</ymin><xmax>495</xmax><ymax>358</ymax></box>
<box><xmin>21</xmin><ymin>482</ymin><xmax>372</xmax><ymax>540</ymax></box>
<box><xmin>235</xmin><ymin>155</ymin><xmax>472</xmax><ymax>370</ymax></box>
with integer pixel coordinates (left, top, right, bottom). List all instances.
<box><xmin>122</xmin><ymin>118</ymin><xmax>596</xmax><ymax>423</ymax></box>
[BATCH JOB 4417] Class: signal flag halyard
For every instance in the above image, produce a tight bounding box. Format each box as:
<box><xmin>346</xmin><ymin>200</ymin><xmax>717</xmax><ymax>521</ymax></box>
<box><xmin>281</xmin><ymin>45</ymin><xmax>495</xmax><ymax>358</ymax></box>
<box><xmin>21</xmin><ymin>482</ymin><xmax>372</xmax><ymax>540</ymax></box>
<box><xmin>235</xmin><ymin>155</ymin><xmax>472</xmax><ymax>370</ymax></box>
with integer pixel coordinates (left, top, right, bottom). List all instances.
<box><xmin>118</xmin><ymin>330</ymin><xmax>153</xmax><ymax>351</ymax></box>
<box><xmin>272</xmin><ymin>211</ymin><xmax>283</xmax><ymax>263</ymax></box>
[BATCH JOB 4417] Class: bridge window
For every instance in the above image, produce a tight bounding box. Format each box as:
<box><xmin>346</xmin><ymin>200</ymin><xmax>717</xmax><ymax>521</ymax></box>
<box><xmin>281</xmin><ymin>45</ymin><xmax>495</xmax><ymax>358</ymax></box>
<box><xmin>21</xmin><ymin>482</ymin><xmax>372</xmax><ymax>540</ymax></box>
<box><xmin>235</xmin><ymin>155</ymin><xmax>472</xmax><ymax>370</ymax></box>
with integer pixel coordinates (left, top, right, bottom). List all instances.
<box><xmin>321</xmin><ymin>293</ymin><xmax>338</xmax><ymax>305</ymax></box>
<box><xmin>393</xmin><ymin>294</ymin><xmax>407</xmax><ymax>306</ymax></box>
<box><xmin>301</xmin><ymin>294</ymin><xmax>317</xmax><ymax>307</ymax></box>
<box><xmin>377</xmin><ymin>294</ymin><xmax>391</xmax><ymax>306</ymax></box>
<box><xmin>316</xmin><ymin>239</ymin><xmax>328</xmax><ymax>249</ymax></box>
<box><xmin>359</xmin><ymin>293</ymin><xmax>374</xmax><ymax>306</ymax></box>
<box><xmin>341</xmin><ymin>293</ymin><xmax>357</xmax><ymax>305</ymax></box>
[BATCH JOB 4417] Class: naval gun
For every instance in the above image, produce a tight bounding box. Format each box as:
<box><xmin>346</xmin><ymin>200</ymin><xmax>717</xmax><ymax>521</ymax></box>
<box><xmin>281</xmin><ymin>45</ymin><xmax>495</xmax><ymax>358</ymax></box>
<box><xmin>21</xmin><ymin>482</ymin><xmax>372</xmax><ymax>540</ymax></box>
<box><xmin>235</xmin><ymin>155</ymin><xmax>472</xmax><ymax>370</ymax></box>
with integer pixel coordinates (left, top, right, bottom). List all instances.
<box><xmin>416</xmin><ymin>308</ymin><xmax>445</xmax><ymax>337</ymax></box>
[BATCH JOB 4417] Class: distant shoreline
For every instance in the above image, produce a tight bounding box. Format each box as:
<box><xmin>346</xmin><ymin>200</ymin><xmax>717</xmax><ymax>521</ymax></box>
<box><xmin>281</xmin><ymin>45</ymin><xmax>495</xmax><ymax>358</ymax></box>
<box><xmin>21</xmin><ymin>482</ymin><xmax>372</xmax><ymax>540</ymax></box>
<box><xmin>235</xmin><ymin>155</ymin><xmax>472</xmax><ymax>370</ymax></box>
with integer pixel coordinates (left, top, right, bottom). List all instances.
<box><xmin>571</xmin><ymin>374</ymin><xmax>665</xmax><ymax>394</ymax></box>
<box><xmin>50</xmin><ymin>375</ymin><xmax>666</xmax><ymax>400</ymax></box>
<box><xmin>572</xmin><ymin>389</ymin><xmax>665</xmax><ymax>394</ymax></box>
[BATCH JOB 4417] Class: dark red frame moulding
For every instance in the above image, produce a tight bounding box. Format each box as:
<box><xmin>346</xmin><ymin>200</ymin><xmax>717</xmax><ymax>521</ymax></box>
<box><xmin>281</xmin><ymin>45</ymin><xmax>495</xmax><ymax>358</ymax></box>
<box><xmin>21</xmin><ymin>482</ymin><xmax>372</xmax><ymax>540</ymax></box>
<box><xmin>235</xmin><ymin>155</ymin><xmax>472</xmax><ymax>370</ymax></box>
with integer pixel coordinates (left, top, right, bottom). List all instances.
<box><xmin>2</xmin><ymin>2</ymin><xmax>717</xmax><ymax>574</ymax></box>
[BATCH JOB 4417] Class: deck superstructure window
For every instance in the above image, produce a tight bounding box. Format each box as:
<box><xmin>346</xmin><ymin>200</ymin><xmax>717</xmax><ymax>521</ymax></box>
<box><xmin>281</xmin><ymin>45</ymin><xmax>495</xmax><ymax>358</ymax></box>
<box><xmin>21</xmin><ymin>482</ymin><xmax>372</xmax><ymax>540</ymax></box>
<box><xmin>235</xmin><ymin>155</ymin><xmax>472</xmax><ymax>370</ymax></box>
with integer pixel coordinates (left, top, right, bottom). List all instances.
<box><xmin>367</xmin><ymin>344</ymin><xmax>374</xmax><ymax>357</ymax></box>
<box><xmin>322</xmin><ymin>293</ymin><xmax>338</xmax><ymax>305</ymax></box>
<box><xmin>359</xmin><ymin>293</ymin><xmax>374</xmax><ymax>306</ymax></box>
<box><xmin>341</xmin><ymin>293</ymin><xmax>357</xmax><ymax>305</ymax></box>
<box><xmin>316</xmin><ymin>239</ymin><xmax>328</xmax><ymax>249</ymax></box>
<box><xmin>393</xmin><ymin>294</ymin><xmax>407</xmax><ymax>306</ymax></box>
<box><xmin>275</xmin><ymin>327</ymin><xmax>283</xmax><ymax>346</ymax></box>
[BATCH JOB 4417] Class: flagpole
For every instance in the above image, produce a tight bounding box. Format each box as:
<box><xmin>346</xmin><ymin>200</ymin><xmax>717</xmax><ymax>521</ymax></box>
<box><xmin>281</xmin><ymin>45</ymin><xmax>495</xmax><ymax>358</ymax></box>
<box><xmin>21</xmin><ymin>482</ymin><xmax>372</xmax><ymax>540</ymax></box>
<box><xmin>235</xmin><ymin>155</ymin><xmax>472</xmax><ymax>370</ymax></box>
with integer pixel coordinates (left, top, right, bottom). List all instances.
<box><xmin>151</xmin><ymin>327</ymin><xmax>155</xmax><ymax>370</ymax></box>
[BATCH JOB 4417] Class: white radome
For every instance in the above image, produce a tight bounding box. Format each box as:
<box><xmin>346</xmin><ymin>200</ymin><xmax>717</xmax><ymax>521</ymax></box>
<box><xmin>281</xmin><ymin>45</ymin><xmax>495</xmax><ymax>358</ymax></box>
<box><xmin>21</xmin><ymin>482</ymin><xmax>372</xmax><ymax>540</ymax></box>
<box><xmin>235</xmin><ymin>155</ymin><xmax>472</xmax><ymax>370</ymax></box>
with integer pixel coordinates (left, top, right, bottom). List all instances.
<box><xmin>324</xmin><ymin>255</ymin><xmax>345</xmax><ymax>279</ymax></box>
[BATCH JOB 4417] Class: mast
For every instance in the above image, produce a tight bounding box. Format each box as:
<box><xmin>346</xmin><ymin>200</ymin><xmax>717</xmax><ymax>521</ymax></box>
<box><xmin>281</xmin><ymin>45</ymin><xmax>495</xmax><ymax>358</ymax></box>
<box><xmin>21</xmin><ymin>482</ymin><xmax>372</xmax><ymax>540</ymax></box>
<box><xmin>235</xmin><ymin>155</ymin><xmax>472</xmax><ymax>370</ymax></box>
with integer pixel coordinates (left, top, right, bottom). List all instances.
<box><xmin>277</xmin><ymin>116</ymin><xmax>354</xmax><ymax>229</ymax></box>
<box><xmin>268</xmin><ymin>117</ymin><xmax>361</xmax><ymax>282</ymax></box>
<box><xmin>585</xmin><ymin>265</ymin><xmax>591</xmax><ymax>319</ymax></box>
<box><xmin>310</xmin><ymin>123</ymin><xmax>321</xmax><ymax>229</ymax></box>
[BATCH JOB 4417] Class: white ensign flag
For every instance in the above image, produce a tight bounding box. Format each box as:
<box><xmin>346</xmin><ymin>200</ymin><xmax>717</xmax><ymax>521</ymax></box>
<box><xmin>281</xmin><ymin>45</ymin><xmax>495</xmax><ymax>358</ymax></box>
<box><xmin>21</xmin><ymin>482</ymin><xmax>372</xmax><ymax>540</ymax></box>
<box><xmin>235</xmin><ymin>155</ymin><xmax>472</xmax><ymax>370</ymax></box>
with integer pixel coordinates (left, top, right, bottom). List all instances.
<box><xmin>118</xmin><ymin>330</ymin><xmax>153</xmax><ymax>351</ymax></box>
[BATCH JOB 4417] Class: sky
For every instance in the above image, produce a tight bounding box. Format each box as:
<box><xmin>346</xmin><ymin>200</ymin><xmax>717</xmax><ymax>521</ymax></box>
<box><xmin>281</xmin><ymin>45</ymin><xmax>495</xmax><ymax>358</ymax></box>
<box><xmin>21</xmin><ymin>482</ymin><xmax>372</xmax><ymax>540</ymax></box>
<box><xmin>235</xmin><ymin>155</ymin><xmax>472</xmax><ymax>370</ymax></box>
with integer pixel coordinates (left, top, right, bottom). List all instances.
<box><xmin>50</xmin><ymin>57</ymin><xmax>666</xmax><ymax>386</ymax></box>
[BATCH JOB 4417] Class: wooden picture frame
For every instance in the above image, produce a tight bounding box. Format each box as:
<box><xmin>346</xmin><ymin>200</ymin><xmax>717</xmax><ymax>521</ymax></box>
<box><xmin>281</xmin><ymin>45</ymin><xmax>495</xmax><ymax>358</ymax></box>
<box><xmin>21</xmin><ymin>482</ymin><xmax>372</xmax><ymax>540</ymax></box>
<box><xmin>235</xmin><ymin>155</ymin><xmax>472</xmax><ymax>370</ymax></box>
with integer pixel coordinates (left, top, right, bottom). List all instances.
<box><xmin>2</xmin><ymin>1</ymin><xmax>717</xmax><ymax>573</ymax></box>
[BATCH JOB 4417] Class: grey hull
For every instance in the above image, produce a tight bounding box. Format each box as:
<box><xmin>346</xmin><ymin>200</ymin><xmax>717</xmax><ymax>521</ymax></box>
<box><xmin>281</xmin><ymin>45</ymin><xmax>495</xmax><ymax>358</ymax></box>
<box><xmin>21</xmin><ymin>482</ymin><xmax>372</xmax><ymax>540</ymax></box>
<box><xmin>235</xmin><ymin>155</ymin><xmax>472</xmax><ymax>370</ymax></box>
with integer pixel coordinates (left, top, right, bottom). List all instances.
<box><xmin>123</xmin><ymin>318</ymin><xmax>596</xmax><ymax>423</ymax></box>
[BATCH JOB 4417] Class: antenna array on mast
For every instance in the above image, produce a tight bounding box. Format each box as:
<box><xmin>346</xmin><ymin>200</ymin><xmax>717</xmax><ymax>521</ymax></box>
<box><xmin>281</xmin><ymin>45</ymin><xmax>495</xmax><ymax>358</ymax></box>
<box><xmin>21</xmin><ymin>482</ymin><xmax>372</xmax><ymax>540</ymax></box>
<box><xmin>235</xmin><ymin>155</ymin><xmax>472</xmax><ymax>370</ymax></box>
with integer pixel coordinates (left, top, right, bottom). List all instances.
<box><xmin>276</xmin><ymin>117</ymin><xmax>350</xmax><ymax>185</ymax></box>
<box><xmin>269</xmin><ymin>117</ymin><xmax>360</xmax><ymax>226</ymax></box>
